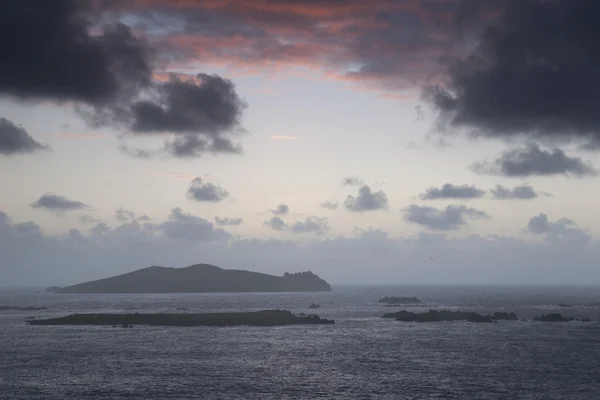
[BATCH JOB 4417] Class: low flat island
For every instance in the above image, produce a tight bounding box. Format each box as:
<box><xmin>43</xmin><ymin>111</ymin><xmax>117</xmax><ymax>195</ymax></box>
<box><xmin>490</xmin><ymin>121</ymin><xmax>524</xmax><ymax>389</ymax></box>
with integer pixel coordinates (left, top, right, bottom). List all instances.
<box><xmin>26</xmin><ymin>310</ymin><xmax>335</xmax><ymax>327</ymax></box>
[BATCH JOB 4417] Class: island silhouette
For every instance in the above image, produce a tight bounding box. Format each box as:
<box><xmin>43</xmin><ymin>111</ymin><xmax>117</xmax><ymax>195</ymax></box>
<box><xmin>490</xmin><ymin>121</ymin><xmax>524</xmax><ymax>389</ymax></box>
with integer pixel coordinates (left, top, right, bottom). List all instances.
<box><xmin>50</xmin><ymin>264</ymin><xmax>332</xmax><ymax>293</ymax></box>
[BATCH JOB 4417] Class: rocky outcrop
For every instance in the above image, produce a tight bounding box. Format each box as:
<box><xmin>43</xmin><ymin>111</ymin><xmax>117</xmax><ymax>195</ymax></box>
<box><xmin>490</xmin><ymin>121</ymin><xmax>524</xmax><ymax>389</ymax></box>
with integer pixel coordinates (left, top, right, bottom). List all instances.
<box><xmin>27</xmin><ymin>309</ymin><xmax>335</xmax><ymax>327</ymax></box>
<box><xmin>54</xmin><ymin>264</ymin><xmax>332</xmax><ymax>294</ymax></box>
<box><xmin>533</xmin><ymin>313</ymin><xmax>590</xmax><ymax>322</ymax></box>
<box><xmin>378</xmin><ymin>296</ymin><xmax>422</xmax><ymax>305</ymax></box>
<box><xmin>0</xmin><ymin>306</ymin><xmax>47</xmax><ymax>311</ymax></box>
<box><xmin>382</xmin><ymin>309</ymin><xmax>518</xmax><ymax>323</ymax></box>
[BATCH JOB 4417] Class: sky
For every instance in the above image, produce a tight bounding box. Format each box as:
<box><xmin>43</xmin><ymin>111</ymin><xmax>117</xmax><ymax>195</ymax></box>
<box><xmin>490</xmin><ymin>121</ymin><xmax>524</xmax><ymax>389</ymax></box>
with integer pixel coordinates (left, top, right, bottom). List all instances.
<box><xmin>2</xmin><ymin>0</ymin><xmax>600</xmax><ymax>286</ymax></box>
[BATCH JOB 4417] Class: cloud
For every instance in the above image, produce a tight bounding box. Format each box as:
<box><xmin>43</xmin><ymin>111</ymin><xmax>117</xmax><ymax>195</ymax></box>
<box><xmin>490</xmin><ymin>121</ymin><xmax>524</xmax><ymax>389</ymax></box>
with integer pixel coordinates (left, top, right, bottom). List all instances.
<box><xmin>426</xmin><ymin>0</ymin><xmax>600</xmax><ymax>149</ymax></box>
<box><xmin>472</xmin><ymin>146</ymin><xmax>598</xmax><ymax>178</ymax></box>
<box><xmin>159</xmin><ymin>207</ymin><xmax>230</xmax><ymax>242</ymax></box>
<box><xmin>90</xmin><ymin>222</ymin><xmax>110</xmax><ymax>235</ymax></box>
<box><xmin>31</xmin><ymin>193</ymin><xmax>90</xmax><ymax>214</ymax></box>
<box><xmin>215</xmin><ymin>217</ymin><xmax>243</xmax><ymax>226</ymax></box>
<box><xmin>119</xmin><ymin>144</ymin><xmax>154</xmax><ymax>159</ymax></box>
<box><xmin>115</xmin><ymin>208</ymin><xmax>151</xmax><ymax>222</ymax></box>
<box><xmin>419</xmin><ymin>183</ymin><xmax>485</xmax><ymax>200</ymax></box>
<box><xmin>2</xmin><ymin>208</ymin><xmax>600</xmax><ymax>287</ymax></box>
<box><xmin>264</xmin><ymin>216</ymin><xmax>287</xmax><ymax>231</ymax></box>
<box><xmin>491</xmin><ymin>184</ymin><xmax>544</xmax><ymax>200</ymax></box>
<box><xmin>527</xmin><ymin>213</ymin><xmax>590</xmax><ymax>244</ymax></box>
<box><xmin>344</xmin><ymin>185</ymin><xmax>389</xmax><ymax>212</ymax></box>
<box><xmin>403</xmin><ymin>204</ymin><xmax>489</xmax><ymax>231</ymax></box>
<box><xmin>0</xmin><ymin>2</ymin><xmax>249</xmax><ymax>159</ymax></box>
<box><xmin>164</xmin><ymin>134</ymin><xmax>242</xmax><ymax>158</ymax></box>
<box><xmin>320</xmin><ymin>200</ymin><xmax>338</xmax><ymax>210</ymax></box>
<box><xmin>96</xmin><ymin>0</ymin><xmax>506</xmax><ymax>95</ymax></box>
<box><xmin>79</xmin><ymin>215</ymin><xmax>102</xmax><ymax>224</ymax></box>
<box><xmin>0</xmin><ymin>1</ymin><xmax>153</xmax><ymax>105</ymax></box>
<box><xmin>187</xmin><ymin>177</ymin><xmax>229</xmax><ymax>202</ymax></box>
<box><xmin>342</xmin><ymin>176</ymin><xmax>364</xmax><ymax>186</ymax></box>
<box><xmin>290</xmin><ymin>217</ymin><xmax>330</xmax><ymax>235</ymax></box>
<box><xmin>270</xmin><ymin>204</ymin><xmax>289</xmax><ymax>216</ymax></box>
<box><xmin>0</xmin><ymin>118</ymin><xmax>48</xmax><ymax>155</ymax></box>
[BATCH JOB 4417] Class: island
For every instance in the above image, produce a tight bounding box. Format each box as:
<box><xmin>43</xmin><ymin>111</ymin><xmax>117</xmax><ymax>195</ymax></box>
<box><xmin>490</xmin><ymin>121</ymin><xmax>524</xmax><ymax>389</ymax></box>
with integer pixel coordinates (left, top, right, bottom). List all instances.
<box><xmin>51</xmin><ymin>264</ymin><xmax>332</xmax><ymax>294</ymax></box>
<box><xmin>26</xmin><ymin>310</ymin><xmax>335</xmax><ymax>327</ymax></box>
<box><xmin>382</xmin><ymin>309</ymin><xmax>518</xmax><ymax>323</ymax></box>
<box><xmin>533</xmin><ymin>313</ymin><xmax>590</xmax><ymax>322</ymax></box>
<box><xmin>0</xmin><ymin>306</ymin><xmax>47</xmax><ymax>311</ymax></box>
<box><xmin>378</xmin><ymin>296</ymin><xmax>422</xmax><ymax>305</ymax></box>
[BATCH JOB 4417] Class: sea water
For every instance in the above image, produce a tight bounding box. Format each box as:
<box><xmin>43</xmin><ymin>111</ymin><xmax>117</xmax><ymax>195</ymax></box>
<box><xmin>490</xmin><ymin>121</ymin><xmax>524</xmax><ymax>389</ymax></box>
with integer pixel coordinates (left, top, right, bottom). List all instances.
<box><xmin>1</xmin><ymin>285</ymin><xmax>599</xmax><ymax>399</ymax></box>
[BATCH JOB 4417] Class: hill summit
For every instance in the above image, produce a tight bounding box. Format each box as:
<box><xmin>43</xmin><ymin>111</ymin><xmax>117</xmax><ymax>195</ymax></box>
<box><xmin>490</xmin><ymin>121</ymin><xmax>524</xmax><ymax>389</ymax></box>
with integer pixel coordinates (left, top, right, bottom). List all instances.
<box><xmin>52</xmin><ymin>264</ymin><xmax>332</xmax><ymax>293</ymax></box>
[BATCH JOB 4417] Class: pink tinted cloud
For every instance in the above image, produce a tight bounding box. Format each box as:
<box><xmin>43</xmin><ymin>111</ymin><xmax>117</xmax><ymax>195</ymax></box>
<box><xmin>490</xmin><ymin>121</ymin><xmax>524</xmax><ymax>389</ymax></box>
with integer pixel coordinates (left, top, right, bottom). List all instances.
<box><xmin>104</xmin><ymin>0</ymin><xmax>504</xmax><ymax>94</ymax></box>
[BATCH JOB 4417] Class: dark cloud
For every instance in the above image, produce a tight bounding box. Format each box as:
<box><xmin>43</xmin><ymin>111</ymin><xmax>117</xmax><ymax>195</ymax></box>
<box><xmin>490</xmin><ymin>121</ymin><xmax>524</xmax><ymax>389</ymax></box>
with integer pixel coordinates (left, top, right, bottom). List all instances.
<box><xmin>403</xmin><ymin>204</ymin><xmax>489</xmax><ymax>231</ymax></box>
<box><xmin>426</xmin><ymin>0</ymin><xmax>600</xmax><ymax>148</ymax></box>
<box><xmin>130</xmin><ymin>74</ymin><xmax>246</xmax><ymax>134</ymax></box>
<box><xmin>164</xmin><ymin>134</ymin><xmax>242</xmax><ymax>158</ymax></box>
<box><xmin>342</xmin><ymin>176</ymin><xmax>364</xmax><ymax>186</ymax></box>
<box><xmin>92</xmin><ymin>73</ymin><xmax>247</xmax><ymax>159</ymax></box>
<box><xmin>344</xmin><ymin>185</ymin><xmax>389</xmax><ymax>212</ymax></box>
<box><xmin>0</xmin><ymin>118</ymin><xmax>48</xmax><ymax>155</ymax></box>
<box><xmin>472</xmin><ymin>146</ymin><xmax>598</xmax><ymax>178</ymax></box>
<box><xmin>419</xmin><ymin>183</ymin><xmax>485</xmax><ymax>200</ymax></box>
<box><xmin>290</xmin><ymin>217</ymin><xmax>329</xmax><ymax>235</ymax></box>
<box><xmin>491</xmin><ymin>184</ymin><xmax>543</xmax><ymax>200</ymax></box>
<box><xmin>159</xmin><ymin>207</ymin><xmax>229</xmax><ymax>242</ymax></box>
<box><xmin>320</xmin><ymin>200</ymin><xmax>338</xmax><ymax>210</ymax></box>
<box><xmin>31</xmin><ymin>193</ymin><xmax>90</xmax><ymax>214</ymax></box>
<box><xmin>187</xmin><ymin>177</ymin><xmax>229</xmax><ymax>202</ymax></box>
<box><xmin>0</xmin><ymin>2</ymin><xmax>249</xmax><ymax>159</ymax></box>
<box><xmin>0</xmin><ymin>0</ymin><xmax>153</xmax><ymax>105</ymax></box>
<box><xmin>264</xmin><ymin>216</ymin><xmax>287</xmax><ymax>231</ymax></box>
<box><xmin>527</xmin><ymin>213</ymin><xmax>590</xmax><ymax>244</ymax></box>
<box><xmin>270</xmin><ymin>204</ymin><xmax>289</xmax><ymax>216</ymax></box>
<box><xmin>215</xmin><ymin>217</ymin><xmax>243</xmax><ymax>226</ymax></box>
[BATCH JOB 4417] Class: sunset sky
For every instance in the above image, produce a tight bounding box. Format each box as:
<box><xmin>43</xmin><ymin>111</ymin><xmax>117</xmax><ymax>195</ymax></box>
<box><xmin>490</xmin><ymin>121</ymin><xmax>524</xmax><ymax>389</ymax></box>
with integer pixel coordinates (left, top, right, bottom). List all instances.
<box><xmin>2</xmin><ymin>0</ymin><xmax>600</xmax><ymax>286</ymax></box>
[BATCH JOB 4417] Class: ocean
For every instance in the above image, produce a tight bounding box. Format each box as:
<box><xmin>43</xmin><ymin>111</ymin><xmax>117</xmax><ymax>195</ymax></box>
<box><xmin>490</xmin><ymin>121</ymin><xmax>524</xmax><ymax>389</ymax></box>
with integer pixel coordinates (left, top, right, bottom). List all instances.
<box><xmin>0</xmin><ymin>285</ymin><xmax>599</xmax><ymax>399</ymax></box>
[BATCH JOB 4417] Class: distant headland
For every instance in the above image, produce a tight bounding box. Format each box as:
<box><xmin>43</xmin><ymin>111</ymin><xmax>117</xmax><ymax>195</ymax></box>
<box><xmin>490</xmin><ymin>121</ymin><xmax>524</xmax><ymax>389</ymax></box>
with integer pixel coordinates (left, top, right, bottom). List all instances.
<box><xmin>49</xmin><ymin>264</ymin><xmax>332</xmax><ymax>294</ymax></box>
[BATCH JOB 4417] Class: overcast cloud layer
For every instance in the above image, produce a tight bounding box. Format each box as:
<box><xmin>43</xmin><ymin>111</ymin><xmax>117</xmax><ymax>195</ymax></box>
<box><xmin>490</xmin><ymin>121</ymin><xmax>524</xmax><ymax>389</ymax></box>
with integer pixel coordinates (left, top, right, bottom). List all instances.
<box><xmin>2</xmin><ymin>208</ymin><xmax>598</xmax><ymax>286</ymax></box>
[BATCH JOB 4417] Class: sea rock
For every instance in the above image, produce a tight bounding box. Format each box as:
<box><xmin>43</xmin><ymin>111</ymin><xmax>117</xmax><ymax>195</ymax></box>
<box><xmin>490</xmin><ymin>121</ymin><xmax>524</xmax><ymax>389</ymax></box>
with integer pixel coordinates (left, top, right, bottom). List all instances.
<box><xmin>0</xmin><ymin>306</ymin><xmax>47</xmax><ymax>311</ymax></box>
<box><xmin>490</xmin><ymin>312</ymin><xmax>518</xmax><ymax>321</ymax></box>
<box><xmin>26</xmin><ymin>309</ymin><xmax>335</xmax><ymax>327</ymax></box>
<box><xmin>382</xmin><ymin>309</ymin><xmax>518</xmax><ymax>323</ymax></box>
<box><xmin>378</xmin><ymin>296</ymin><xmax>422</xmax><ymax>305</ymax></box>
<box><xmin>534</xmin><ymin>313</ymin><xmax>574</xmax><ymax>322</ymax></box>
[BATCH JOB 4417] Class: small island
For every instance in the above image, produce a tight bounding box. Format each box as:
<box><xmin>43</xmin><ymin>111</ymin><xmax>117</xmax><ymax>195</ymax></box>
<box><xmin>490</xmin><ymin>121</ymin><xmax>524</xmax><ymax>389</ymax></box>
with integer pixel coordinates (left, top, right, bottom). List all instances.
<box><xmin>534</xmin><ymin>313</ymin><xmax>590</xmax><ymax>322</ymax></box>
<box><xmin>0</xmin><ymin>306</ymin><xmax>47</xmax><ymax>311</ymax></box>
<box><xmin>378</xmin><ymin>296</ymin><xmax>422</xmax><ymax>305</ymax></box>
<box><xmin>51</xmin><ymin>264</ymin><xmax>332</xmax><ymax>294</ymax></box>
<box><xmin>382</xmin><ymin>310</ymin><xmax>518</xmax><ymax>323</ymax></box>
<box><xmin>26</xmin><ymin>310</ymin><xmax>335</xmax><ymax>327</ymax></box>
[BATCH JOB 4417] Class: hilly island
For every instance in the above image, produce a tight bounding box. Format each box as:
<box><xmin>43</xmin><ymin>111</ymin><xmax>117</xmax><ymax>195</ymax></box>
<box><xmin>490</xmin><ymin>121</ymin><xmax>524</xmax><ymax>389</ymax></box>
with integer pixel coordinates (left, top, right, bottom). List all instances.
<box><xmin>50</xmin><ymin>264</ymin><xmax>332</xmax><ymax>294</ymax></box>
